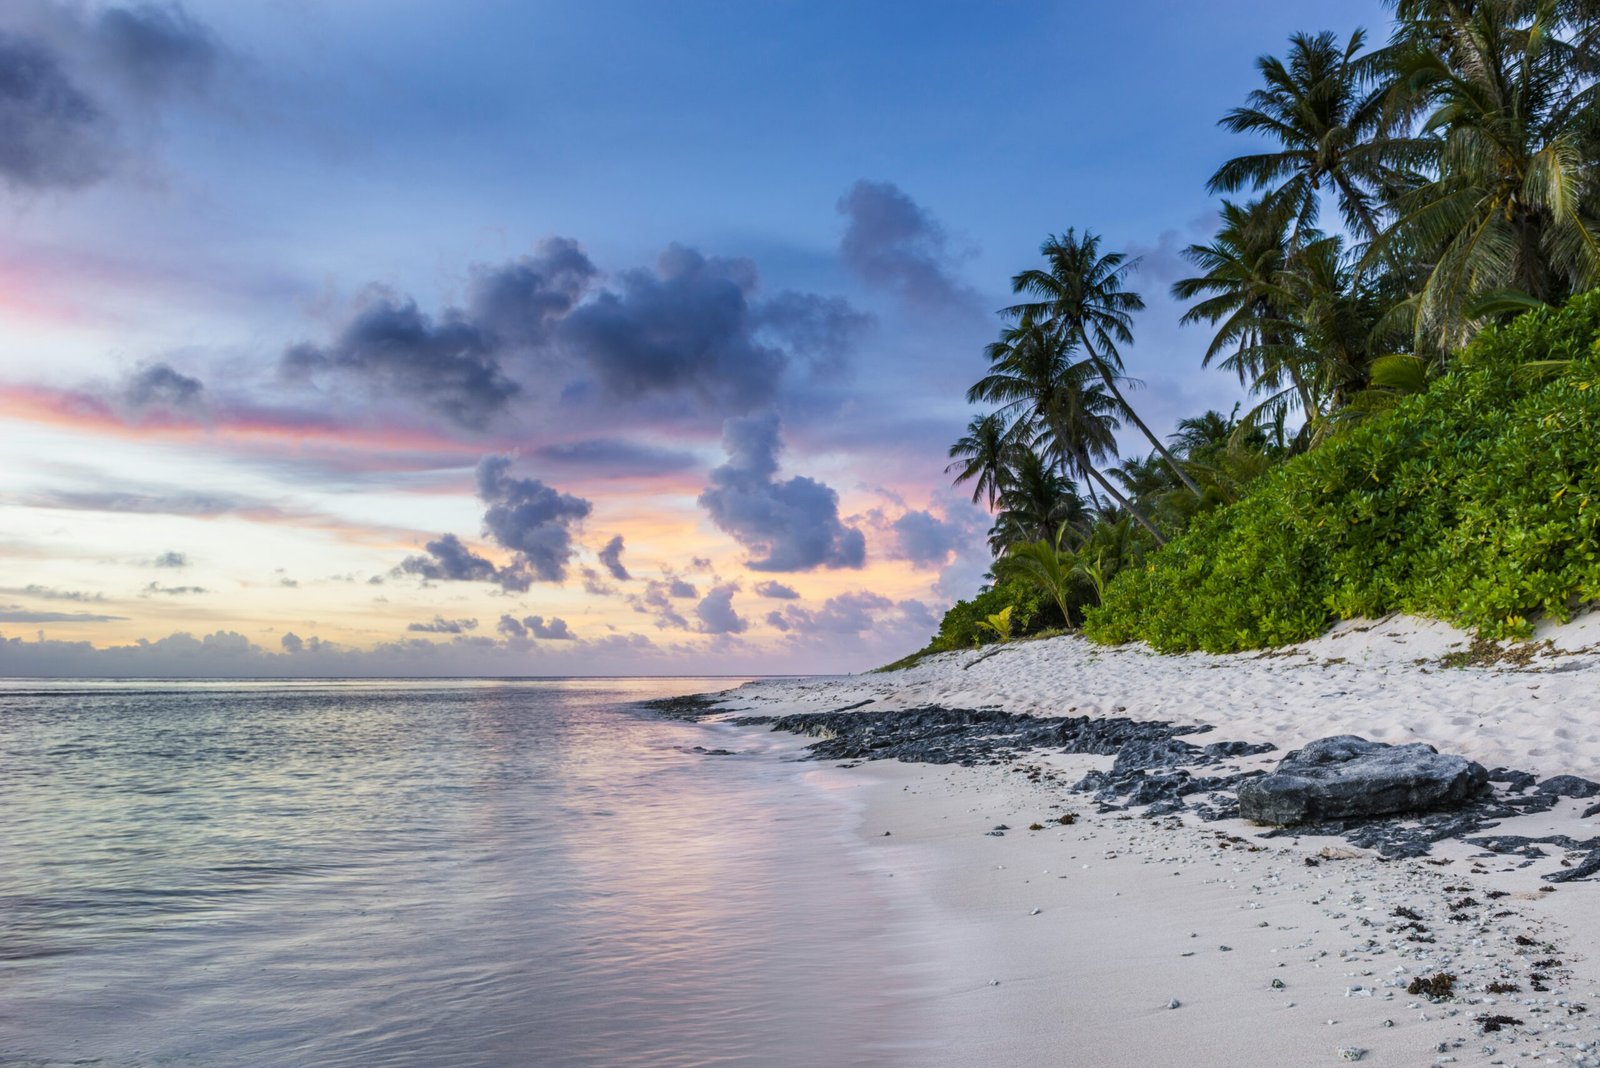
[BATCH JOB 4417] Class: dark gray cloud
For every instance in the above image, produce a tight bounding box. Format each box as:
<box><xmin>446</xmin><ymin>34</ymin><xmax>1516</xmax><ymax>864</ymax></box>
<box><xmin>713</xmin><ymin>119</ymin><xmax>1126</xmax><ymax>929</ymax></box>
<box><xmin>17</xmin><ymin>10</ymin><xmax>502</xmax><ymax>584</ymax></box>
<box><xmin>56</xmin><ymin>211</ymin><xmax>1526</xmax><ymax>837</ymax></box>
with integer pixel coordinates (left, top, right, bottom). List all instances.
<box><xmin>467</xmin><ymin>238</ymin><xmax>596</xmax><ymax>345</ymax></box>
<box><xmin>753</xmin><ymin>580</ymin><xmax>799</xmax><ymax>600</ymax></box>
<box><xmin>533</xmin><ymin>438</ymin><xmax>699</xmax><ymax>476</ymax></box>
<box><xmin>667</xmin><ymin>578</ymin><xmax>698</xmax><ymax>599</ymax></box>
<box><xmin>0</xmin><ymin>607</ymin><xmax>124</xmax><ymax>623</ymax></box>
<box><xmin>407</xmin><ymin>616</ymin><xmax>478</xmax><ymax>634</ymax></box>
<box><xmin>496</xmin><ymin>614</ymin><xmax>575</xmax><ymax>640</ymax></box>
<box><xmin>597</xmin><ymin>534</ymin><xmax>629</xmax><ymax>581</ymax></box>
<box><xmin>96</xmin><ymin>2</ymin><xmax>217</xmax><ymax>97</ymax></box>
<box><xmin>395</xmin><ymin>533</ymin><xmax>530</xmax><ymax>592</ymax></box>
<box><xmin>889</xmin><ymin>509</ymin><xmax>962</xmax><ymax>569</ymax></box>
<box><xmin>142</xmin><ymin>581</ymin><xmax>206</xmax><ymax>595</ymax></box>
<box><xmin>153</xmin><ymin>550</ymin><xmax>188</xmax><ymax>568</ymax></box>
<box><xmin>0</xmin><ymin>31</ymin><xmax>110</xmax><ymax>190</ymax></box>
<box><xmin>476</xmin><ymin>456</ymin><xmax>591</xmax><ymax>582</ymax></box>
<box><xmin>121</xmin><ymin>361</ymin><xmax>203</xmax><ymax>413</ymax></box>
<box><xmin>698</xmin><ymin>412</ymin><xmax>865</xmax><ymax>572</ymax></box>
<box><xmin>281</xmin><ymin>632</ymin><xmax>303</xmax><ymax>653</ymax></box>
<box><xmin>283</xmin><ymin>296</ymin><xmax>517</xmax><ymax>431</ymax></box>
<box><xmin>837</xmin><ymin>179</ymin><xmax>978</xmax><ymax>313</ymax></box>
<box><xmin>0</xmin><ymin>584</ymin><xmax>105</xmax><ymax>602</ymax></box>
<box><xmin>559</xmin><ymin>244</ymin><xmax>784</xmax><ymax>411</ymax></box>
<box><xmin>396</xmin><ymin>459</ymin><xmax>592</xmax><ymax>590</ymax></box>
<box><xmin>694</xmin><ymin>583</ymin><xmax>747</xmax><ymax>635</ymax></box>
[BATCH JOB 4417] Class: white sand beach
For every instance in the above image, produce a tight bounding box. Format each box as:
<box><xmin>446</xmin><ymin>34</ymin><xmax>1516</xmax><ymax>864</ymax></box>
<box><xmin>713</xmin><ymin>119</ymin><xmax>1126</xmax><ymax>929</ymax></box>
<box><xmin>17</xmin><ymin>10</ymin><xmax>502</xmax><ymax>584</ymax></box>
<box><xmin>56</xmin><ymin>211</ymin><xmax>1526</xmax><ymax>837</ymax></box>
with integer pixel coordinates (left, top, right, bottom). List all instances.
<box><xmin>703</xmin><ymin>614</ymin><xmax>1600</xmax><ymax>1067</ymax></box>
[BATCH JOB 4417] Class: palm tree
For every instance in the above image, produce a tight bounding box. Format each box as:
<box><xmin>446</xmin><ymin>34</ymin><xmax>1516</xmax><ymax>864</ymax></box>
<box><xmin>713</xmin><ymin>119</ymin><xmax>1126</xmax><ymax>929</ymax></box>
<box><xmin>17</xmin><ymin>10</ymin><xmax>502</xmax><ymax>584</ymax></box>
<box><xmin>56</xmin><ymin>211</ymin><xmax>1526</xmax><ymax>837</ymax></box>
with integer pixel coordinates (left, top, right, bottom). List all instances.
<box><xmin>946</xmin><ymin>412</ymin><xmax>1017</xmax><ymax>510</ymax></box>
<box><xmin>1376</xmin><ymin>0</ymin><xmax>1600</xmax><ymax>347</ymax></box>
<box><xmin>1210</xmin><ymin>29</ymin><xmax>1395</xmax><ymax>243</ymax></box>
<box><xmin>1173</xmin><ymin>199</ymin><xmax>1319</xmax><ymax>418</ymax></box>
<box><xmin>1009</xmin><ymin>229</ymin><xmax>1205</xmax><ymax>498</ymax></box>
<box><xmin>969</xmin><ymin>313</ymin><xmax>1168</xmax><ymax>544</ymax></box>
<box><xmin>986</xmin><ymin>447</ymin><xmax>1089</xmax><ymax>554</ymax></box>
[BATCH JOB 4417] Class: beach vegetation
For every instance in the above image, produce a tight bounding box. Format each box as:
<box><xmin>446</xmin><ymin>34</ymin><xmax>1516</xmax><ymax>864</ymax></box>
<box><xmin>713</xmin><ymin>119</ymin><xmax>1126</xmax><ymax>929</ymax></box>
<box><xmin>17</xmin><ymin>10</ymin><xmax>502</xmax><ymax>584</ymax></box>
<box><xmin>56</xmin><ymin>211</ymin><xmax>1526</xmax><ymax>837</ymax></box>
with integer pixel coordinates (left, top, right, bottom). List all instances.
<box><xmin>905</xmin><ymin>0</ymin><xmax>1600</xmax><ymax>664</ymax></box>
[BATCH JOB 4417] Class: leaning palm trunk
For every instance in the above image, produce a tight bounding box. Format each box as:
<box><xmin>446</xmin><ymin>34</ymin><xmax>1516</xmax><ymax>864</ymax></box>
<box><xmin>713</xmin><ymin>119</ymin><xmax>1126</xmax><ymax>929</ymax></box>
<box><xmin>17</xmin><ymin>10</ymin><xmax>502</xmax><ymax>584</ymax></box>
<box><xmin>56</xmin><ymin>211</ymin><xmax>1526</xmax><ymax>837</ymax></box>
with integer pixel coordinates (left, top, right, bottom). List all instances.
<box><xmin>1072</xmin><ymin>444</ymin><xmax>1166</xmax><ymax>546</ymax></box>
<box><xmin>1082</xmin><ymin>337</ymin><xmax>1204</xmax><ymax>498</ymax></box>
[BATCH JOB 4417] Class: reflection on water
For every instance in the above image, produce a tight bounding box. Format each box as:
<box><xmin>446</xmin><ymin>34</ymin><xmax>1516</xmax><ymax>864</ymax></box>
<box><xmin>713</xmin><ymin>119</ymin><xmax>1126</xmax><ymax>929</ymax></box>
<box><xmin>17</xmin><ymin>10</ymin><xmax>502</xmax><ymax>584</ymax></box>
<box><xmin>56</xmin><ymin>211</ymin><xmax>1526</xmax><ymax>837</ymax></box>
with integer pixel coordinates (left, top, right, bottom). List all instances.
<box><xmin>0</xmin><ymin>678</ymin><xmax>913</xmax><ymax>1067</ymax></box>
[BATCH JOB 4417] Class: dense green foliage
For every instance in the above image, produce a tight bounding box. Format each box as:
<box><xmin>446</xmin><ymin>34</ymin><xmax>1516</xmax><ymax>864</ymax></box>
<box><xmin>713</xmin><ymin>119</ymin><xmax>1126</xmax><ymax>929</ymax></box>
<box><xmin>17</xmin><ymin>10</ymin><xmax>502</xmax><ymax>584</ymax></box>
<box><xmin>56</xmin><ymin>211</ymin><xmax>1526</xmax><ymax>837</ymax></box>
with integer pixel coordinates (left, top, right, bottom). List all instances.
<box><xmin>925</xmin><ymin>578</ymin><xmax>1060</xmax><ymax>653</ymax></box>
<box><xmin>909</xmin><ymin>3</ymin><xmax>1600</xmax><ymax>668</ymax></box>
<box><xmin>1085</xmin><ymin>293</ymin><xmax>1600</xmax><ymax>652</ymax></box>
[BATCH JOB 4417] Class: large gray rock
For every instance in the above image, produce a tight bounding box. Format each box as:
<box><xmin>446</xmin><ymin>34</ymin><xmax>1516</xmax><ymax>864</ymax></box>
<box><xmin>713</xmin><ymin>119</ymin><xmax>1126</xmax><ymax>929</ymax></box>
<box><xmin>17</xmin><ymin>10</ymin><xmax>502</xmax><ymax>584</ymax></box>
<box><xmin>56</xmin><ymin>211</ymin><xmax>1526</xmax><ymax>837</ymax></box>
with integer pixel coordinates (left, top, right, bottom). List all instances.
<box><xmin>1237</xmin><ymin>735</ymin><xmax>1488</xmax><ymax>825</ymax></box>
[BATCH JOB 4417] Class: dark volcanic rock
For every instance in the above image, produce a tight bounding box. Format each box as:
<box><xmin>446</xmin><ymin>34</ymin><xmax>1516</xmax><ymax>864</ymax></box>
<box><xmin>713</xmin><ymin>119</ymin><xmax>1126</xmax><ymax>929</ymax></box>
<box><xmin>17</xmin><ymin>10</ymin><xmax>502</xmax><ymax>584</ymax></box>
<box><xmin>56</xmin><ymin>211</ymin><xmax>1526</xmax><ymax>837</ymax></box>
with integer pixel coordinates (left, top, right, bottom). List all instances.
<box><xmin>731</xmin><ymin>706</ymin><xmax>1209</xmax><ymax>767</ymax></box>
<box><xmin>1543</xmin><ymin>848</ymin><xmax>1600</xmax><ymax>883</ymax></box>
<box><xmin>1536</xmin><ymin>775</ymin><xmax>1600</xmax><ymax>798</ymax></box>
<box><xmin>640</xmin><ymin>693</ymin><xmax>733</xmax><ymax>720</ymax></box>
<box><xmin>1237</xmin><ymin>736</ymin><xmax>1489</xmax><ymax>826</ymax></box>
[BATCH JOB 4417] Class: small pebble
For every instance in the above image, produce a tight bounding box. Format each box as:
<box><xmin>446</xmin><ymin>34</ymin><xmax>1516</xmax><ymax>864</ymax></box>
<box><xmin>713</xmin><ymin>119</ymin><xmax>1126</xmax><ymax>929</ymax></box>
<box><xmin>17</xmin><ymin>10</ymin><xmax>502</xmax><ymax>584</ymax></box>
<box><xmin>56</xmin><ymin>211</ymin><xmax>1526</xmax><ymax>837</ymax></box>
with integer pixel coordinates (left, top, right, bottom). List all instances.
<box><xmin>1030</xmin><ymin>907</ymin><xmax>1041</xmax><ymax>916</ymax></box>
<box><xmin>1167</xmin><ymin>998</ymin><xmax>1181</xmax><ymax>1009</ymax></box>
<box><xmin>1336</xmin><ymin>1048</ymin><xmax>1365</xmax><ymax>1063</ymax></box>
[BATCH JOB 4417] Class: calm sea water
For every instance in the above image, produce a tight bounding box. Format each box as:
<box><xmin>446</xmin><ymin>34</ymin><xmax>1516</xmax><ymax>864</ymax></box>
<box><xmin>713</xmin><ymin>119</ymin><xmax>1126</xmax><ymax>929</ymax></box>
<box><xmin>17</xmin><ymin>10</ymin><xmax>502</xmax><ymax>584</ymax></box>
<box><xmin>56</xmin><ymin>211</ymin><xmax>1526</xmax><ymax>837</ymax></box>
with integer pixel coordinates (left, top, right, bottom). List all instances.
<box><xmin>0</xmin><ymin>678</ymin><xmax>917</xmax><ymax>1067</ymax></box>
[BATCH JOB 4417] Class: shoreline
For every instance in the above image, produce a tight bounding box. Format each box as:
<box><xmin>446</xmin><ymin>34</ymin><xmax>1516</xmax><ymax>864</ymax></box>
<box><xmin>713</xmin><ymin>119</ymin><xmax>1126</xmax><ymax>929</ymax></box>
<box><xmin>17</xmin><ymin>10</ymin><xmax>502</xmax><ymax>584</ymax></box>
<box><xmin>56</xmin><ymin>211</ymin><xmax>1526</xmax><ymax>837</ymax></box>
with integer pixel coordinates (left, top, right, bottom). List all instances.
<box><xmin>685</xmin><ymin>615</ymin><xmax>1600</xmax><ymax>1067</ymax></box>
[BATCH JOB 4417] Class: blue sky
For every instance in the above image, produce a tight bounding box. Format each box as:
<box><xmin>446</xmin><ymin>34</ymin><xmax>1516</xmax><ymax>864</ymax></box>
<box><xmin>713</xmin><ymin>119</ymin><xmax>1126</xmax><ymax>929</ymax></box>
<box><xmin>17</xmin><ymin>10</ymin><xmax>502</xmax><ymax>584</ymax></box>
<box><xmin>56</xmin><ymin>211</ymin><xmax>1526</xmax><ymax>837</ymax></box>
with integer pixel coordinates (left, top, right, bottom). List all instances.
<box><xmin>0</xmin><ymin>0</ymin><xmax>1388</xmax><ymax>675</ymax></box>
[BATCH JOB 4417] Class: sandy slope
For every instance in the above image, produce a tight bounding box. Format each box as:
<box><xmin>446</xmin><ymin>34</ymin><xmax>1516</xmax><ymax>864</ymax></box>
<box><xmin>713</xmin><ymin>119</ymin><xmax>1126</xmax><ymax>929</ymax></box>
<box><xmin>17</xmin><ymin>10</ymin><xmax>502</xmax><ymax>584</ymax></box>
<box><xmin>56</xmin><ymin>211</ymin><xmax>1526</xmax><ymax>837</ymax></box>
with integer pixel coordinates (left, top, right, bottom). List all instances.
<box><xmin>705</xmin><ymin>614</ymin><xmax>1600</xmax><ymax>1067</ymax></box>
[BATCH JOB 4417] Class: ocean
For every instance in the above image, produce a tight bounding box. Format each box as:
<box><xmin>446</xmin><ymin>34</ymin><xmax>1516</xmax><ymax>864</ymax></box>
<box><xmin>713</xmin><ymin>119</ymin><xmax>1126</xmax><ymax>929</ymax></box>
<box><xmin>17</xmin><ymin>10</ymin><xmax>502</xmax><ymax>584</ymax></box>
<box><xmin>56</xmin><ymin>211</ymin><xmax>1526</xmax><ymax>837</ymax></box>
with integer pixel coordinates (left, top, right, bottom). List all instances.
<box><xmin>0</xmin><ymin>678</ymin><xmax>917</xmax><ymax>1067</ymax></box>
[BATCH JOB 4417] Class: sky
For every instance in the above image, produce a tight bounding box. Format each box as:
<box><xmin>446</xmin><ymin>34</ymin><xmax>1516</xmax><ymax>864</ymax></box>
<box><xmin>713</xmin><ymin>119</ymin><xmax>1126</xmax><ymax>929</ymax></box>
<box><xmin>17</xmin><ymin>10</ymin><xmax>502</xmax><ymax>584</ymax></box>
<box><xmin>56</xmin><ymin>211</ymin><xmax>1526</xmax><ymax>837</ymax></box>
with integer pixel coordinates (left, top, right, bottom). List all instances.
<box><xmin>0</xmin><ymin>0</ymin><xmax>1389</xmax><ymax>677</ymax></box>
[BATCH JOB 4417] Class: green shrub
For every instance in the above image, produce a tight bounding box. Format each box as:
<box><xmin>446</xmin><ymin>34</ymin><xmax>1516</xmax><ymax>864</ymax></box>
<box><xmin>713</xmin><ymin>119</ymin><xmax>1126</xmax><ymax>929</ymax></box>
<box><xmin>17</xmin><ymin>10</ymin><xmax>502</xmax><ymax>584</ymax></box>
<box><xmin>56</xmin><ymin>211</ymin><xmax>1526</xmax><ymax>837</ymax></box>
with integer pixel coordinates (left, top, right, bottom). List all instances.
<box><xmin>1085</xmin><ymin>291</ymin><xmax>1600</xmax><ymax>652</ymax></box>
<box><xmin>928</xmin><ymin>578</ymin><xmax>1056</xmax><ymax>652</ymax></box>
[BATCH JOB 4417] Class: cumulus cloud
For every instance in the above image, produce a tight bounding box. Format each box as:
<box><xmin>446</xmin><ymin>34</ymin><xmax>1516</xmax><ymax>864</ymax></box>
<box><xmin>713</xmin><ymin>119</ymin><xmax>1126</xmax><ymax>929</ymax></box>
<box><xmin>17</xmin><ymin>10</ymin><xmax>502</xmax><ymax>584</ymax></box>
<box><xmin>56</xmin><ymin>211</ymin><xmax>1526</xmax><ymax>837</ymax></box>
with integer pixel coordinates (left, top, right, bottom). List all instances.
<box><xmin>769</xmin><ymin>590</ymin><xmax>892</xmax><ymax>636</ymax></box>
<box><xmin>282</xmin><ymin>239</ymin><xmax>598</xmax><ymax>430</ymax></box>
<box><xmin>399</xmin><ymin>458</ymin><xmax>592</xmax><ymax>590</ymax></box>
<box><xmin>837</xmin><ymin>179</ymin><xmax>978</xmax><ymax>313</ymax></box>
<box><xmin>120</xmin><ymin>362</ymin><xmax>203</xmax><ymax>414</ymax></box>
<box><xmin>558</xmin><ymin>243</ymin><xmax>869</xmax><ymax>417</ymax></box>
<box><xmin>395</xmin><ymin>533</ymin><xmax>529</xmax><ymax>592</ymax></box>
<box><xmin>407</xmin><ymin>616</ymin><xmax>478</xmax><ymax>634</ymax></box>
<box><xmin>753</xmin><ymin>580</ymin><xmax>799</xmax><ymax>599</ymax></box>
<box><xmin>767</xmin><ymin>592</ymin><xmax>937</xmax><ymax>648</ymax></box>
<box><xmin>496</xmin><ymin>614</ymin><xmax>575</xmax><ymax>640</ymax></box>
<box><xmin>283</xmin><ymin>295</ymin><xmax>517</xmax><ymax>430</ymax></box>
<box><xmin>559</xmin><ymin>244</ymin><xmax>783</xmax><ymax>411</ymax></box>
<box><xmin>889</xmin><ymin>509</ymin><xmax>962</xmax><ymax>569</ymax></box>
<box><xmin>694</xmin><ymin>583</ymin><xmax>747</xmax><ymax>634</ymax></box>
<box><xmin>467</xmin><ymin>237</ymin><xmax>597</xmax><ymax>345</ymax></box>
<box><xmin>580</xmin><ymin>567</ymin><xmax>614</xmax><ymax>596</ymax></box>
<box><xmin>597</xmin><ymin>534</ymin><xmax>629</xmax><ymax>581</ymax></box>
<box><xmin>629</xmin><ymin>579</ymin><xmax>692</xmax><ymax>630</ymax></box>
<box><xmin>698</xmin><ymin>412</ymin><xmax>865</xmax><ymax>572</ymax></box>
<box><xmin>476</xmin><ymin>456</ymin><xmax>591</xmax><ymax>582</ymax></box>
<box><xmin>280</xmin><ymin>632</ymin><xmax>303</xmax><ymax>653</ymax></box>
<box><xmin>153</xmin><ymin>550</ymin><xmax>188</xmax><ymax>568</ymax></box>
